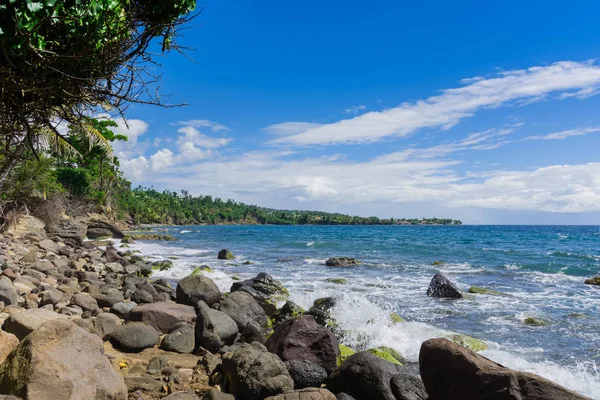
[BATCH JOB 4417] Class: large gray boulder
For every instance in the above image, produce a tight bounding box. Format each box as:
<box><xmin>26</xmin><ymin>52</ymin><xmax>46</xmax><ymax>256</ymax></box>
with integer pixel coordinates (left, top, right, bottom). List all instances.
<box><xmin>176</xmin><ymin>274</ymin><xmax>221</xmax><ymax>307</ymax></box>
<box><xmin>0</xmin><ymin>277</ymin><xmax>18</xmax><ymax>306</ymax></box>
<box><xmin>426</xmin><ymin>273</ymin><xmax>463</xmax><ymax>299</ymax></box>
<box><xmin>266</xmin><ymin>315</ymin><xmax>340</xmax><ymax>374</ymax></box>
<box><xmin>218</xmin><ymin>291</ymin><xmax>268</xmax><ymax>331</ymax></box>
<box><xmin>127</xmin><ymin>302</ymin><xmax>196</xmax><ymax>334</ymax></box>
<box><xmin>221</xmin><ymin>342</ymin><xmax>294</xmax><ymax>400</ymax></box>
<box><xmin>419</xmin><ymin>338</ymin><xmax>589</xmax><ymax>400</ymax></box>
<box><xmin>3</xmin><ymin>308</ymin><xmax>67</xmax><ymax>340</ymax></box>
<box><xmin>109</xmin><ymin>323</ymin><xmax>159</xmax><ymax>352</ymax></box>
<box><xmin>88</xmin><ymin>285</ymin><xmax>125</xmax><ymax>307</ymax></box>
<box><xmin>195</xmin><ymin>301</ymin><xmax>238</xmax><ymax>353</ymax></box>
<box><xmin>0</xmin><ymin>319</ymin><xmax>127</xmax><ymax>399</ymax></box>
<box><xmin>161</xmin><ymin>324</ymin><xmax>195</xmax><ymax>354</ymax></box>
<box><xmin>231</xmin><ymin>273</ymin><xmax>288</xmax><ymax>297</ymax></box>
<box><xmin>327</xmin><ymin>351</ymin><xmax>425</xmax><ymax>400</ymax></box>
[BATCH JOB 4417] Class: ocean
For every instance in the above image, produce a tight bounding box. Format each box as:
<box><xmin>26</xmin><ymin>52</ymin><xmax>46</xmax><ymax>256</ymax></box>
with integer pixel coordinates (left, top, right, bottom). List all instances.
<box><xmin>127</xmin><ymin>225</ymin><xmax>600</xmax><ymax>398</ymax></box>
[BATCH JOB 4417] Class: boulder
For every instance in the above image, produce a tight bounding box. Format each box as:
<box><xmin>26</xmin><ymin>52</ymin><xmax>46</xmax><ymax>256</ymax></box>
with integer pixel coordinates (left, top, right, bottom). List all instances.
<box><xmin>218</xmin><ymin>291</ymin><xmax>268</xmax><ymax>331</ymax></box>
<box><xmin>0</xmin><ymin>319</ymin><xmax>127</xmax><ymax>399</ymax></box>
<box><xmin>325</xmin><ymin>257</ymin><xmax>360</xmax><ymax>267</ymax></box>
<box><xmin>0</xmin><ymin>331</ymin><xmax>19</xmax><ymax>365</ymax></box>
<box><xmin>231</xmin><ymin>273</ymin><xmax>288</xmax><ymax>298</ymax></box>
<box><xmin>273</xmin><ymin>300</ymin><xmax>305</xmax><ymax>326</ymax></box>
<box><xmin>221</xmin><ymin>342</ymin><xmax>293</xmax><ymax>400</ymax></box>
<box><xmin>128</xmin><ymin>302</ymin><xmax>196</xmax><ymax>334</ymax></box>
<box><xmin>109</xmin><ymin>323</ymin><xmax>159</xmax><ymax>352</ymax></box>
<box><xmin>87</xmin><ymin>228</ymin><xmax>114</xmax><ymax>239</ymax></box>
<box><xmin>195</xmin><ymin>301</ymin><xmax>238</xmax><ymax>353</ymax></box>
<box><xmin>88</xmin><ymin>285</ymin><xmax>125</xmax><ymax>307</ymax></box>
<box><xmin>87</xmin><ymin>218</ymin><xmax>124</xmax><ymax>239</ymax></box>
<box><xmin>71</xmin><ymin>292</ymin><xmax>100</xmax><ymax>311</ymax></box>
<box><xmin>264</xmin><ymin>388</ymin><xmax>336</xmax><ymax>400</ymax></box>
<box><xmin>3</xmin><ymin>308</ymin><xmax>68</xmax><ymax>340</ymax></box>
<box><xmin>426</xmin><ymin>273</ymin><xmax>463</xmax><ymax>299</ymax></box>
<box><xmin>176</xmin><ymin>274</ymin><xmax>221</xmax><ymax>307</ymax></box>
<box><xmin>161</xmin><ymin>324</ymin><xmax>195</xmax><ymax>354</ymax></box>
<box><xmin>131</xmin><ymin>289</ymin><xmax>155</xmax><ymax>304</ymax></box>
<box><xmin>240</xmin><ymin>320</ymin><xmax>266</xmax><ymax>344</ymax></box>
<box><xmin>218</xmin><ymin>249</ymin><xmax>235</xmax><ymax>260</ymax></box>
<box><xmin>419</xmin><ymin>338</ymin><xmax>589</xmax><ymax>400</ymax></box>
<box><xmin>4</xmin><ymin>215</ymin><xmax>46</xmax><ymax>239</ymax></box>
<box><xmin>326</xmin><ymin>351</ymin><xmax>402</xmax><ymax>400</ymax></box>
<box><xmin>202</xmin><ymin>389</ymin><xmax>234</xmax><ymax>400</ymax></box>
<box><xmin>284</xmin><ymin>359</ymin><xmax>328</xmax><ymax>389</ymax></box>
<box><xmin>0</xmin><ymin>277</ymin><xmax>18</xmax><ymax>306</ymax></box>
<box><xmin>93</xmin><ymin>312</ymin><xmax>122</xmax><ymax>340</ymax></box>
<box><xmin>390</xmin><ymin>373</ymin><xmax>428</xmax><ymax>400</ymax></box>
<box><xmin>266</xmin><ymin>315</ymin><xmax>340</xmax><ymax>374</ymax></box>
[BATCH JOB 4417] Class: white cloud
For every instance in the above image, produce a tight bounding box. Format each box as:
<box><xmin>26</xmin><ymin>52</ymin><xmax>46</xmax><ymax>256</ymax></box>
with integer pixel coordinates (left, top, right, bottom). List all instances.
<box><xmin>175</xmin><ymin>119</ymin><xmax>228</xmax><ymax>131</ymax></box>
<box><xmin>343</xmin><ymin>105</ymin><xmax>366</xmax><ymax>115</ymax></box>
<box><xmin>176</xmin><ymin>126</ymin><xmax>232</xmax><ymax>149</ymax></box>
<box><xmin>270</xmin><ymin>61</ymin><xmax>600</xmax><ymax>146</ymax></box>
<box><xmin>120</xmin><ymin>156</ymin><xmax>149</xmax><ymax>181</ymax></box>
<box><xmin>150</xmin><ymin>149</ymin><xmax>174</xmax><ymax>170</ymax></box>
<box><xmin>524</xmin><ymin>126</ymin><xmax>600</xmax><ymax>141</ymax></box>
<box><xmin>263</xmin><ymin>122</ymin><xmax>323</xmax><ymax>136</ymax></box>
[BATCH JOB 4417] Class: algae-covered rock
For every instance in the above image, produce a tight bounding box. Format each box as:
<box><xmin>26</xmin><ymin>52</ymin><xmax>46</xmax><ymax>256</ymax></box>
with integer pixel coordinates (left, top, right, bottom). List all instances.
<box><xmin>468</xmin><ymin>286</ymin><xmax>501</xmax><ymax>295</ymax></box>
<box><xmin>389</xmin><ymin>312</ymin><xmax>405</xmax><ymax>324</ymax></box>
<box><xmin>367</xmin><ymin>347</ymin><xmax>404</xmax><ymax>365</ymax></box>
<box><xmin>338</xmin><ymin>344</ymin><xmax>355</xmax><ymax>366</ymax></box>
<box><xmin>449</xmin><ymin>334</ymin><xmax>488</xmax><ymax>352</ymax></box>
<box><xmin>523</xmin><ymin>317</ymin><xmax>549</xmax><ymax>327</ymax></box>
<box><xmin>131</xmin><ymin>233</ymin><xmax>177</xmax><ymax>241</ymax></box>
<box><xmin>218</xmin><ymin>249</ymin><xmax>235</xmax><ymax>260</ymax></box>
<box><xmin>584</xmin><ymin>276</ymin><xmax>600</xmax><ymax>285</ymax></box>
<box><xmin>121</xmin><ymin>235</ymin><xmax>136</xmax><ymax>244</ymax></box>
<box><xmin>326</xmin><ymin>278</ymin><xmax>348</xmax><ymax>285</ymax></box>
<box><xmin>151</xmin><ymin>259</ymin><xmax>173</xmax><ymax>271</ymax></box>
<box><xmin>231</xmin><ymin>275</ymin><xmax>241</xmax><ymax>281</ymax></box>
<box><xmin>192</xmin><ymin>265</ymin><xmax>213</xmax><ymax>275</ymax></box>
<box><xmin>325</xmin><ymin>257</ymin><xmax>361</xmax><ymax>267</ymax></box>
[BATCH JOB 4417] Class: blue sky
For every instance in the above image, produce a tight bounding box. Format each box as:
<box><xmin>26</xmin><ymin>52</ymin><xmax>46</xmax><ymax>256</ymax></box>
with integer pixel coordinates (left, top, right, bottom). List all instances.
<box><xmin>111</xmin><ymin>1</ymin><xmax>600</xmax><ymax>224</ymax></box>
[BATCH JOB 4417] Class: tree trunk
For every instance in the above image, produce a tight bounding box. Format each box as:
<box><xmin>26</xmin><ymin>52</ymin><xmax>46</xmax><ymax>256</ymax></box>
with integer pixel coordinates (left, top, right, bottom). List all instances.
<box><xmin>0</xmin><ymin>141</ymin><xmax>27</xmax><ymax>188</ymax></box>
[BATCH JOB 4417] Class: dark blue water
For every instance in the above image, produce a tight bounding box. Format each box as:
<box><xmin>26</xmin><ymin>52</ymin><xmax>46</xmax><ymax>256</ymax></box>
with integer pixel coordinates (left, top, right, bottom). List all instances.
<box><xmin>130</xmin><ymin>225</ymin><xmax>600</xmax><ymax>398</ymax></box>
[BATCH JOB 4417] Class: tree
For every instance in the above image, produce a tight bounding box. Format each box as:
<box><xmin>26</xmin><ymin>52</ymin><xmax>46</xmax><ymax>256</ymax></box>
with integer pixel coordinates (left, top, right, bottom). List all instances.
<box><xmin>0</xmin><ymin>0</ymin><xmax>197</xmax><ymax>185</ymax></box>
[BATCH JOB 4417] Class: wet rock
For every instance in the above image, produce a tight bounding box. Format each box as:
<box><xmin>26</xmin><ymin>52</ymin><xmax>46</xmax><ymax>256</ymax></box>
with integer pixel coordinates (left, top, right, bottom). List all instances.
<box><xmin>426</xmin><ymin>273</ymin><xmax>463</xmax><ymax>299</ymax></box>
<box><xmin>161</xmin><ymin>324</ymin><xmax>195</xmax><ymax>354</ymax></box>
<box><xmin>419</xmin><ymin>338</ymin><xmax>588</xmax><ymax>400</ymax></box>
<box><xmin>284</xmin><ymin>359</ymin><xmax>328</xmax><ymax>389</ymax></box>
<box><xmin>325</xmin><ymin>257</ymin><xmax>360</xmax><ymax>267</ymax></box>
<box><xmin>0</xmin><ymin>276</ymin><xmax>18</xmax><ymax>306</ymax></box>
<box><xmin>109</xmin><ymin>323</ymin><xmax>159</xmax><ymax>352</ymax></box>
<box><xmin>128</xmin><ymin>302</ymin><xmax>196</xmax><ymax>334</ymax></box>
<box><xmin>273</xmin><ymin>300</ymin><xmax>304</xmax><ymax>326</ymax></box>
<box><xmin>3</xmin><ymin>308</ymin><xmax>68</xmax><ymax>340</ymax></box>
<box><xmin>231</xmin><ymin>272</ymin><xmax>288</xmax><ymax>298</ymax></box>
<box><xmin>326</xmin><ymin>351</ymin><xmax>403</xmax><ymax>400</ymax></box>
<box><xmin>0</xmin><ymin>319</ymin><xmax>127</xmax><ymax>399</ymax></box>
<box><xmin>390</xmin><ymin>373</ymin><xmax>428</xmax><ymax>400</ymax></box>
<box><xmin>584</xmin><ymin>276</ymin><xmax>600</xmax><ymax>285</ymax></box>
<box><xmin>266</xmin><ymin>315</ymin><xmax>340</xmax><ymax>374</ymax></box>
<box><xmin>195</xmin><ymin>301</ymin><xmax>238</xmax><ymax>353</ymax></box>
<box><xmin>176</xmin><ymin>274</ymin><xmax>221</xmax><ymax>307</ymax></box>
<box><xmin>218</xmin><ymin>291</ymin><xmax>268</xmax><ymax>331</ymax></box>
<box><xmin>221</xmin><ymin>342</ymin><xmax>293</xmax><ymax>400</ymax></box>
<box><xmin>218</xmin><ymin>249</ymin><xmax>235</xmax><ymax>260</ymax></box>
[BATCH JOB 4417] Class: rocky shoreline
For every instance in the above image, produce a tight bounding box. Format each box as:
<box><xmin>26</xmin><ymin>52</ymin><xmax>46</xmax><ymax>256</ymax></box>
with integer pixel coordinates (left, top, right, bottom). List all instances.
<box><xmin>0</xmin><ymin>217</ymin><xmax>592</xmax><ymax>399</ymax></box>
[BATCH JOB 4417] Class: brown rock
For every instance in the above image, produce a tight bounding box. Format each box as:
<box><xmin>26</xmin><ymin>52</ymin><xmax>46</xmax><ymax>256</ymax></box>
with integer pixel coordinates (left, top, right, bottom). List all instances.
<box><xmin>0</xmin><ymin>331</ymin><xmax>18</xmax><ymax>364</ymax></box>
<box><xmin>0</xmin><ymin>319</ymin><xmax>127</xmax><ymax>399</ymax></box>
<box><xmin>419</xmin><ymin>338</ymin><xmax>590</xmax><ymax>400</ymax></box>
<box><xmin>128</xmin><ymin>302</ymin><xmax>196</xmax><ymax>334</ymax></box>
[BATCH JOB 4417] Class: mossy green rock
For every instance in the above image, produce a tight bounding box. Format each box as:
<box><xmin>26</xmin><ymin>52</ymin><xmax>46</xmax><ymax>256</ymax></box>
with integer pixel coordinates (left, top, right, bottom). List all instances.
<box><xmin>584</xmin><ymin>276</ymin><xmax>600</xmax><ymax>285</ymax></box>
<box><xmin>121</xmin><ymin>235</ymin><xmax>135</xmax><ymax>244</ymax></box>
<box><xmin>218</xmin><ymin>249</ymin><xmax>235</xmax><ymax>260</ymax></box>
<box><xmin>326</xmin><ymin>278</ymin><xmax>348</xmax><ymax>285</ymax></box>
<box><xmin>131</xmin><ymin>234</ymin><xmax>177</xmax><ymax>241</ymax></box>
<box><xmin>389</xmin><ymin>312</ymin><xmax>405</xmax><ymax>324</ymax></box>
<box><xmin>523</xmin><ymin>317</ymin><xmax>549</xmax><ymax>326</ymax></box>
<box><xmin>367</xmin><ymin>347</ymin><xmax>403</xmax><ymax>365</ymax></box>
<box><xmin>231</xmin><ymin>275</ymin><xmax>241</xmax><ymax>281</ymax></box>
<box><xmin>468</xmin><ymin>286</ymin><xmax>501</xmax><ymax>295</ymax></box>
<box><xmin>192</xmin><ymin>265</ymin><xmax>213</xmax><ymax>275</ymax></box>
<box><xmin>338</xmin><ymin>344</ymin><xmax>355</xmax><ymax>366</ymax></box>
<box><xmin>151</xmin><ymin>260</ymin><xmax>173</xmax><ymax>271</ymax></box>
<box><xmin>449</xmin><ymin>334</ymin><xmax>488</xmax><ymax>352</ymax></box>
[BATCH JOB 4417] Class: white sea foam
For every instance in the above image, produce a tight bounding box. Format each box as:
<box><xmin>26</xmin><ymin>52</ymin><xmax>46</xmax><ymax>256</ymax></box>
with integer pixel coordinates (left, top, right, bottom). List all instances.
<box><xmin>180</xmin><ymin>230</ymin><xmax>192</xmax><ymax>234</ymax></box>
<box><xmin>306</xmin><ymin>241</ymin><xmax>315</xmax><ymax>247</ymax></box>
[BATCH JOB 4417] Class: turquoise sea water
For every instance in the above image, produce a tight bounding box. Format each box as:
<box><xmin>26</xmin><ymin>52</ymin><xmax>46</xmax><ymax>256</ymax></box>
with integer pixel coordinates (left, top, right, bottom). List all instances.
<box><xmin>128</xmin><ymin>225</ymin><xmax>600</xmax><ymax>398</ymax></box>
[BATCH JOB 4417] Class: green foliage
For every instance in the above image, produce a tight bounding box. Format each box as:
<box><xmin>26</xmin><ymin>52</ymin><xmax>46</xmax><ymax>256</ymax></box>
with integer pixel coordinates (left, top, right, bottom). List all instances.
<box><xmin>1</xmin><ymin>154</ymin><xmax>62</xmax><ymax>200</ymax></box>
